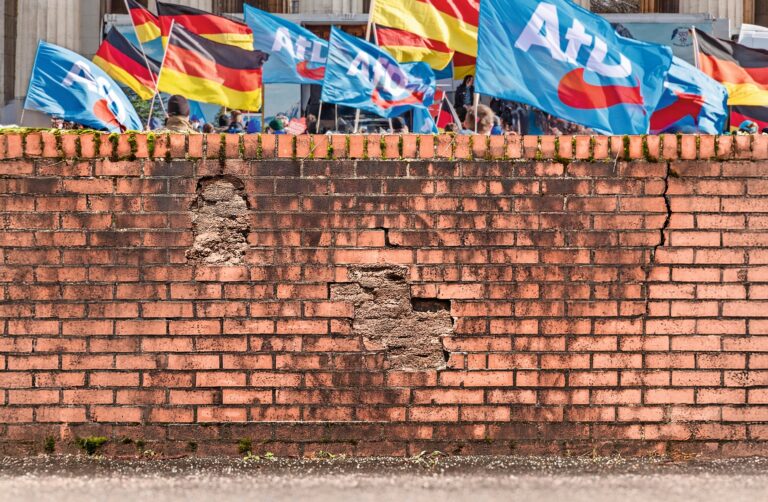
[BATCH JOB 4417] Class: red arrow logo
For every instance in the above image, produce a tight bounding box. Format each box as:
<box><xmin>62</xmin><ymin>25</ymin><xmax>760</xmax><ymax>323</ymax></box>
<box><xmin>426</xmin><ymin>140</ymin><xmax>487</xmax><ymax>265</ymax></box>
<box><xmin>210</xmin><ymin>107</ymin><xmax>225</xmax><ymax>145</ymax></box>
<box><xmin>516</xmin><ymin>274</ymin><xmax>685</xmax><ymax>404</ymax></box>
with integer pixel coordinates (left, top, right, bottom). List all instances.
<box><xmin>557</xmin><ymin>68</ymin><xmax>643</xmax><ymax>109</ymax></box>
<box><xmin>296</xmin><ymin>61</ymin><xmax>325</xmax><ymax>80</ymax></box>
<box><xmin>371</xmin><ymin>87</ymin><xmax>425</xmax><ymax>110</ymax></box>
<box><xmin>93</xmin><ymin>98</ymin><xmax>124</xmax><ymax>131</ymax></box>
<box><xmin>650</xmin><ymin>91</ymin><xmax>704</xmax><ymax>133</ymax></box>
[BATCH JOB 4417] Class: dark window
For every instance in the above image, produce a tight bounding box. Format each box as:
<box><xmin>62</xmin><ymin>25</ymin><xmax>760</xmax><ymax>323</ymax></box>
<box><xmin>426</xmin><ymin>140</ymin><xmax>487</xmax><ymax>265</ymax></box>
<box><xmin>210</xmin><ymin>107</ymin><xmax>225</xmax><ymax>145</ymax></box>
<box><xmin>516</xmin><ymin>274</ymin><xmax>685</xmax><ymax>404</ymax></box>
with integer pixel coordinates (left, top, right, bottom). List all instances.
<box><xmin>213</xmin><ymin>0</ymin><xmax>292</xmax><ymax>13</ymax></box>
<box><xmin>757</xmin><ymin>0</ymin><xmax>768</xmax><ymax>28</ymax></box>
<box><xmin>656</xmin><ymin>0</ymin><xmax>679</xmax><ymax>13</ymax></box>
<box><xmin>104</xmin><ymin>0</ymin><xmax>149</xmax><ymax>14</ymax></box>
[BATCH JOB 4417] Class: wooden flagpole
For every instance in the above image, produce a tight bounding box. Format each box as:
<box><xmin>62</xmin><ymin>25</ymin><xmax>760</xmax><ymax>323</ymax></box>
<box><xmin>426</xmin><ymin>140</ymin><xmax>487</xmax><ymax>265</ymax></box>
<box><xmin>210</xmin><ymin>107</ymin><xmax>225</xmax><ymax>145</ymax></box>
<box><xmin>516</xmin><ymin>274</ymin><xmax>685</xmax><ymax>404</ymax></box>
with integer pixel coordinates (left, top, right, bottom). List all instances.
<box><xmin>149</xmin><ymin>20</ymin><xmax>175</xmax><ymax>130</ymax></box>
<box><xmin>316</xmin><ymin>101</ymin><xmax>323</xmax><ymax>133</ymax></box>
<box><xmin>123</xmin><ymin>0</ymin><xmax>166</xmax><ymax>120</ymax></box>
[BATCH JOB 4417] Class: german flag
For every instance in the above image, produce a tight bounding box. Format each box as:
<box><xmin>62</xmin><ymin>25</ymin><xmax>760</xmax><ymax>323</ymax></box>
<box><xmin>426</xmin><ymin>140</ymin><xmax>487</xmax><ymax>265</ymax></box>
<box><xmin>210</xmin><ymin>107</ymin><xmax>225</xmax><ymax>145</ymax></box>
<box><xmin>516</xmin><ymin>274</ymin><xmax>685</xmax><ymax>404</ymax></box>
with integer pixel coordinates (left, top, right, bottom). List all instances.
<box><xmin>157</xmin><ymin>2</ymin><xmax>253</xmax><ymax>50</ymax></box>
<box><xmin>93</xmin><ymin>27</ymin><xmax>159</xmax><ymax>100</ymax></box>
<box><xmin>373</xmin><ymin>0</ymin><xmax>478</xmax><ymax>58</ymax></box>
<box><xmin>695</xmin><ymin>28</ymin><xmax>768</xmax><ymax>106</ymax></box>
<box><xmin>157</xmin><ymin>24</ymin><xmax>268</xmax><ymax>111</ymax></box>
<box><xmin>731</xmin><ymin>106</ymin><xmax>768</xmax><ymax>132</ymax></box>
<box><xmin>126</xmin><ymin>0</ymin><xmax>161</xmax><ymax>44</ymax></box>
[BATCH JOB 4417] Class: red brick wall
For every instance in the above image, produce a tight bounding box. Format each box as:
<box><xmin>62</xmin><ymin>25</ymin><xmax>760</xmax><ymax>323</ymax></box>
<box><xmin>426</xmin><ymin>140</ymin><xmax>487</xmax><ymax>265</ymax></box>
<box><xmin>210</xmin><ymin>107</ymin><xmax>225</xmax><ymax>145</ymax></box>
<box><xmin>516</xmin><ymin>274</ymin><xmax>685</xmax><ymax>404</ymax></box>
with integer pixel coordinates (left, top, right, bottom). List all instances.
<box><xmin>0</xmin><ymin>131</ymin><xmax>766</xmax><ymax>457</ymax></box>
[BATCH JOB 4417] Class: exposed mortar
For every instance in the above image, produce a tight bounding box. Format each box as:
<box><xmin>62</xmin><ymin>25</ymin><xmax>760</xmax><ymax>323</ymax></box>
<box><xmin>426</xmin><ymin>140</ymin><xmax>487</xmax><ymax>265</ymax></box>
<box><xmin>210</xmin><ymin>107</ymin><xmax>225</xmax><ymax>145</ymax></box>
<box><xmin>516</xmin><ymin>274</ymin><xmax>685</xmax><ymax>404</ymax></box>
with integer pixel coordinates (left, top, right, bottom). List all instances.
<box><xmin>331</xmin><ymin>265</ymin><xmax>454</xmax><ymax>370</ymax></box>
<box><xmin>186</xmin><ymin>176</ymin><xmax>250</xmax><ymax>265</ymax></box>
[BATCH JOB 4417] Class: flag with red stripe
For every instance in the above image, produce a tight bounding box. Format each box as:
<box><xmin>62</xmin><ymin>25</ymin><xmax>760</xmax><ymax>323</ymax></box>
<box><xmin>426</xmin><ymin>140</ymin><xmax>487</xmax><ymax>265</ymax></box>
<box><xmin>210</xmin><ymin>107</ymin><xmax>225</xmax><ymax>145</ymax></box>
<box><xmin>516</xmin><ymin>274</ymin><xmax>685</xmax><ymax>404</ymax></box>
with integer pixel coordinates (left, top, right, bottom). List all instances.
<box><xmin>695</xmin><ymin>28</ymin><xmax>768</xmax><ymax>106</ymax></box>
<box><xmin>93</xmin><ymin>27</ymin><xmax>160</xmax><ymax>100</ymax></box>
<box><xmin>126</xmin><ymin>0</ymin><xmax>161</xmax><ymax>44</ymax></box>
<box><xmin>157</xmin><ymin>24</ymin><xmax>268</xmax><ymax>111</ymax></box>
<box><xmin>157</xmin><ymin>2</ymin><xmax>254</xmax><ymax>50</ymax></box>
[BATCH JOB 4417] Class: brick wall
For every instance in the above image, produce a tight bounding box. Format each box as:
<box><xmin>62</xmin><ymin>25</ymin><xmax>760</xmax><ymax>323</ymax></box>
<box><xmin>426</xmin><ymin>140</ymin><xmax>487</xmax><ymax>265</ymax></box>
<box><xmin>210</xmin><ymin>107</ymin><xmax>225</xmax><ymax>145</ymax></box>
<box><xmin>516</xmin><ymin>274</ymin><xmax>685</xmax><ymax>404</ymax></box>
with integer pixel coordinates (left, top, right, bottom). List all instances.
<box><xmin>0</xmin><ymin>131</ymin><xmax>766</xmax><ymax>458</ymax></box>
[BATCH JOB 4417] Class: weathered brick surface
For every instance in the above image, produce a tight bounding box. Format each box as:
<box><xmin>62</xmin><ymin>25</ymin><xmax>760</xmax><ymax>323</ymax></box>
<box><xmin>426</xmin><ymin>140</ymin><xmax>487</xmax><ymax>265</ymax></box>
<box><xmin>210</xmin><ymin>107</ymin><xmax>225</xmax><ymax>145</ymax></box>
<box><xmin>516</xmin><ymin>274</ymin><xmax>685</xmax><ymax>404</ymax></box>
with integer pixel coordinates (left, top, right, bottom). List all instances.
<box><xmin>0</xmin><ymin>132</ymin><xmax>768</xmax><ymax>457</ymax></box>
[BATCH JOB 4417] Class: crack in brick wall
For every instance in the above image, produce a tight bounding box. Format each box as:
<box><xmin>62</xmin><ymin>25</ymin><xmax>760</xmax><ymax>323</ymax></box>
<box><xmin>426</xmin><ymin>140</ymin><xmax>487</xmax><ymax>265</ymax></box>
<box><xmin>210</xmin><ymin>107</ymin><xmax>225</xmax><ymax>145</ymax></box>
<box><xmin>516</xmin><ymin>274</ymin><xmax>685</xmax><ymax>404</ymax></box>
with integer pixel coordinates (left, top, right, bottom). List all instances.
<box><xmin>331</xmin><ymin>266</ymin><xmax>453</xmax><ymax>370</ymax></box>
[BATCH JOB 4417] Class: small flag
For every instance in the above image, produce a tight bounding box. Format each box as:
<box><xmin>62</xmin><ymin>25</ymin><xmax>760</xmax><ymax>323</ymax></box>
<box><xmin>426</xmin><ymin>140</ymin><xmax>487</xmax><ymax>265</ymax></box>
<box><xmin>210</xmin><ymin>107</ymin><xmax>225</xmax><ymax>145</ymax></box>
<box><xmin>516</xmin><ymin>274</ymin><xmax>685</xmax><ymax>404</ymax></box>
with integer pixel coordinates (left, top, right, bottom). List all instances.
<box><xmin>476</xmin><ymin>0</ymin><xmax>673</xmax><ymax>134</ymax></box>
<box><xmin>157</xmin><ymin>24</ymin><xmax>268</xmax><ymax>111</ymax></box>
<box><xmin>243</xmin><ymin>4</ymin><xmax>327</xmax><ymax>85</ymax></box>
<box><xmin>93</xmin><ymin>27</ymin><xmax>160</xmax><ymax>101</ymax></box>
<box><xmin>126</xmin><ymin>0</ymin><xmax>161</xmax><ymax>44</ymax></box>
<box><xmin>320</xmin><ymin>27</ymin><xmax>436</xmax><ymax>119</ymax></box>
<box><xmin>731</xmin><ymin>106</ymin><xmax>768</xmax><ymax>132</ymax></box>
<box><xmin>157</xmin><ymin>2</ymin><xmax>253</xmax><ymax>50</ymax></box>
<box><xmin>25</xmin><ymin>41</ymin><xmax>142</xmax><ymax>132</ymax></box>
<box><xmin>650</xmin><ymin>56</ymin><xmax>728</xmax><ymax>134</ymax></box>
<box><xmin>694</xmin><ymin>28</ymin><xmax>768</xmax><ymax>106</ymax></box>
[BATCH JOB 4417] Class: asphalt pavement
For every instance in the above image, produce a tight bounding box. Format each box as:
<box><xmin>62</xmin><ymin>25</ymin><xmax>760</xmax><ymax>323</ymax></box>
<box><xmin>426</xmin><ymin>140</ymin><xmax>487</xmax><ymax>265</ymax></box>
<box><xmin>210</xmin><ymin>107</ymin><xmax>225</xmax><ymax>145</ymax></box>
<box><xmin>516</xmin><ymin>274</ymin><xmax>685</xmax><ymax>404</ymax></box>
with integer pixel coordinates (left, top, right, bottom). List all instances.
<box><xmin>1</xmin><ymin>455</ymin><xmax>767</xmax><ymax>502</ymax></box>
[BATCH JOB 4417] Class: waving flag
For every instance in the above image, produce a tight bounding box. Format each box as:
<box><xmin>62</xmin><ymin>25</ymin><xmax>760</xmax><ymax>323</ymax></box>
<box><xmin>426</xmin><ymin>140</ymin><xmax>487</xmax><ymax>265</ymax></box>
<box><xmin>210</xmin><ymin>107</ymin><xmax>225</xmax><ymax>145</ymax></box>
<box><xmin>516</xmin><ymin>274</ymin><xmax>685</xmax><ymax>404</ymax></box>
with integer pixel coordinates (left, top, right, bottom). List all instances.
<box><xmin>126</xmin><ymin>0</ymin><xmax>161</xmax><ymax>44</ymax></box>
<box><xmin>321</xmin><ymin>27</ymin><xmax>436</xmax><ymax>119</ymax></box>
<box><xmin>476</xmin><ymin>0</ymin><xmax>672</xmax><ymax>135</ymax></box>
<box><xmin>375</xmin><ymin>25</ymin><xmax>455</xmax><ymax>71</ymax></box>
<box><xmin>372</xmin><ymin>0</ymin><xmax>479</xmax><ymax>60</ymax></box>
<box><xmin>94</xmin><ymin>27</ymin><xmax>160</xmax><ymax>100</ymax></box>
<box><xmin>694</xmin><ymin>28</ymin><xmax>768</xmax><ymax>106</ymax></box>
<box><xmin>157</xmin><ymin>24</ymin><xmax>268</xmax><ymax>111</ymax></box>
<box><xmin>24</xmin><ymin>41</ymin><xmax>142</xmax><ymax>132</ymax></box>
<box><xmin>650</xmin><ymin>57</ymin><xmax>728</xmax><ymax>134</ymax></box>
<box><xmin>243</xmin><ymin>4</ymin><xmax>327</xmax><ymax>84</ymax></box>
<box><xmin>157</xmin><ymin>2</ymin><xmax>253</xmax><ymax>50</ymax></box>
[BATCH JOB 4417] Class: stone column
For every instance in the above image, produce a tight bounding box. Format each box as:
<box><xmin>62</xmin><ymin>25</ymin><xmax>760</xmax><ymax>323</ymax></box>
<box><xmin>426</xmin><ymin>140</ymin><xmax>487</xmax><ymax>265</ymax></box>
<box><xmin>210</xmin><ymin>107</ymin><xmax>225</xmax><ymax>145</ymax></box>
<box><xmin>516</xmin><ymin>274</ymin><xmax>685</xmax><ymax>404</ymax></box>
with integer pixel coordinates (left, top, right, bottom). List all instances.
<box><xmin>14</xmin><ymin>0</ymin><xmax>80</xmax><ymax>100</ymax></box>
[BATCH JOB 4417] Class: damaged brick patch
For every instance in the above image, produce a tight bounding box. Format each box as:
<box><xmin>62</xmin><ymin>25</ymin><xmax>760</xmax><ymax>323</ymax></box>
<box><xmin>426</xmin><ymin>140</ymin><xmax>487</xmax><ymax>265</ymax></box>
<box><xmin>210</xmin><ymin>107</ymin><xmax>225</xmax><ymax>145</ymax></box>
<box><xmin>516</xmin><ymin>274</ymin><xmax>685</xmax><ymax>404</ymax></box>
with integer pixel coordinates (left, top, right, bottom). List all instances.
<box><xmin>186</xmin><ymin>176</ymin><xmax>250</xmax><ymax>265</ymax></box>
<box><xmin>331</xmin><ymin>265</ymin><xmax>454</xmax><ymax>370</ymax></box>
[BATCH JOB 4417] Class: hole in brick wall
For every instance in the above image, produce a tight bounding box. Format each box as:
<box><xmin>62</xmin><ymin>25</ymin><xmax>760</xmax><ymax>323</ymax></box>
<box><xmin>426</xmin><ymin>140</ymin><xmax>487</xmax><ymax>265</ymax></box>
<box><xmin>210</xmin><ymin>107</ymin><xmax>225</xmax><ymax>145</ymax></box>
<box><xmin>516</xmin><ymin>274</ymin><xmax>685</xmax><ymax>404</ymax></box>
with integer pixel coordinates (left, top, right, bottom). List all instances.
<box><xmin>411</xmin><ymin>298</ymin><xmax>451</xmax><ymax>312</ymax></box>
<box><xmin>186</xmin><ymin>176</ymin><xmax>250</xmax><ymax>265</ymax></box>
<box><xmin>377</xmin><ymin>227</ymin><xmax>398</xmax><ymax>248</ymax></box>
<box><xmin>331</xmin><ymin>265</ymin><xmax>454</xmax><ymax>370</ymax></box>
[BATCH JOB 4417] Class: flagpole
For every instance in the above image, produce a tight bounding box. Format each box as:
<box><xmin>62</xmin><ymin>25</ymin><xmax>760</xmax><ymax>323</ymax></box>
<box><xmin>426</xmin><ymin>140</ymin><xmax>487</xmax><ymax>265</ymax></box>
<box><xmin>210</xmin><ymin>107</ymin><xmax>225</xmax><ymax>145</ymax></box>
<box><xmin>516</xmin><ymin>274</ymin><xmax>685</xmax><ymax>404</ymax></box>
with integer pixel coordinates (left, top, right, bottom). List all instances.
<box><xmin>123</xmin><ymin>0</ymin><xmax>166</xmax><ymax>117</ymax></box>
<box><xmin>316</xmin><ymin>101</ymin><xmax>323</xmax><ymax>133</ymax></box>
<box><xmin>354</xmin><ymin>0</ymin><xmax>377</xmax><ymax>133</ymax></box>
<box><xmin>690</xmin><ymin>27</ymin><xmax>703</xmax><ymax>70</ymax></box>
<box><xmin>261</xmin><ymin>85</ymin><xmax>266</xmax><ymax>132</ymax></box>
<box><xmin>473</xmin><ymin>92</ymin><xmax>479</xmax><ymax>133</ymax></box>
<box><xmin>150</xmin><ymin>19</ymin><xmax>175</xmax><ymax>130</ymax></box>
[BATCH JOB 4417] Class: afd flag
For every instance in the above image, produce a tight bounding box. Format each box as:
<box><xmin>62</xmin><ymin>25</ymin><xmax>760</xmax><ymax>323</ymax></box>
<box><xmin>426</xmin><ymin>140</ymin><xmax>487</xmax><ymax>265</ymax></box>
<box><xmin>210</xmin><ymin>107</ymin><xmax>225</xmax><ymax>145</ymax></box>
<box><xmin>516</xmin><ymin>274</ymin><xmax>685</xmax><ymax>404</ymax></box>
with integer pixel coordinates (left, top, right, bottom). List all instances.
<box><xmin>321</xmin><ymin>27</ymin><xmax>436</xmax><ymax>119</ymax></box>
<box><xmin>24</xmin><ymin>42</ymin><xmax>142</xmax><ymax>132</ymax></box>
<box><xmin>476</xmin><ymin>0</ymin><xmax>673</xmax><ymax>134</ymax></box>
<box><xmin>650</xmin><ymin>56</ymin><xmax>728</xmax><ymax>134</ymax></box>
<box><xmin>244</xmin><ymin>4</ymin><xmax>327</xmax><ymax>84</ymax></box>
<box><xmin>413</xmin><ymin>107</ymin><xmax>439</xmax><ymax>133</ymax></box>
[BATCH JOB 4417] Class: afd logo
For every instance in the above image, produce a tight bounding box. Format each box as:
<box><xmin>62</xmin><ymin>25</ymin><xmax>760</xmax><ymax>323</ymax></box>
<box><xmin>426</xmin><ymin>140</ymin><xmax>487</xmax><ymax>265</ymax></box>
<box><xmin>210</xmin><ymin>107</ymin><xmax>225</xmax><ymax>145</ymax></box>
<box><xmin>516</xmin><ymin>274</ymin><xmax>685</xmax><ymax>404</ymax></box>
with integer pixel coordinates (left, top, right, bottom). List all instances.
<box><xmin>515</xmin><ymin>3</ymin><xmax>642</xmax><ymax>110</ymax></box>
<box><xmin>272</xmin><ymin>27</ymin><xmax>326</xmax><ymax>80</ymax></box>
<box><xmin>346</xmin><ymin>52</ymin><xmax>431</xmax><ymax>110</ymax></box>
<box><xmin>62</xmin><ymin>61</ymin><xmax>131</xmax><ymax>130</ymax></box>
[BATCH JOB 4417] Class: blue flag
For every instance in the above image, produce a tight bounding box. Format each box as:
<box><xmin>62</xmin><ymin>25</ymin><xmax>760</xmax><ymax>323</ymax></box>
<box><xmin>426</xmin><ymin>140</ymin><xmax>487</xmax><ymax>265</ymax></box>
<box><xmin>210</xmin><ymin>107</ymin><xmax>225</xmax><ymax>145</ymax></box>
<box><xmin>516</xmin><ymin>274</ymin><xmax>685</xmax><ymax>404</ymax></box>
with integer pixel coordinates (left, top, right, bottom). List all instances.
<box><xmin>650</xmin><ymin>56</ymin><xmax>728</xmax><ymax>134</ymax></box>
<box><xmin>476</xmin><ymin>0</ymin><xmax>673</xmax><ymax>134</ymax></box>
<box><xmin>321</xmin><ymin>27</ymin><xmax>436</xmax><ymax>119</ymax></box>
<box><xmin>413</xmin><ymin>107</ymin><xmax>439</xmax><ymax>134</ymax></box>
<box><xmin>244</xmin><ymin>4</ymin><xmax>327</xmax><ymax>85</ymax></box>
<box><xmin>24</xmin><ymin>41</ymin><xmax>142</xmax><ymax>132</ymax></box>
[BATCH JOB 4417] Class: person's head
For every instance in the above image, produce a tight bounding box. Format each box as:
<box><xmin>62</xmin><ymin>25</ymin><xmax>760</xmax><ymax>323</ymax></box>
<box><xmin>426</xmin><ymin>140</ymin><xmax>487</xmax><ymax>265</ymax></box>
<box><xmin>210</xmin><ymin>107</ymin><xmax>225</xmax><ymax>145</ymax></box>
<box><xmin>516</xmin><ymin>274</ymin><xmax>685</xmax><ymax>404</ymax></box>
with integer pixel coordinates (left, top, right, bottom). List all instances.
<box><xmin>391</xmin><ymin>116</ymin><xmax>407</xmax><ymax>133</ymax></box>
<box><xmin>230</xmin><ymin>110</ymin><xmax>242</xmax><ymax>125</ymax></box>
<box><xmin>307</xmin><ymin>114</ymin><xmax>317</xmax><ymax>123</ymax></box>
<box><xmin>464</xmin><ymin>104</ymin><xmax>495</xmax><ymax>134</ymax></box>
<box><xmin>739</xmin><ymin>120</ymin><xmax>758</xmax><ymax>134</ymax></box>
<box><xmin>202</xmin><ymin>123</ymin><xmax>215</xmax><ymax>133</ymax></box>
<box><xmin>268</xmin><ymin>117</ymin><xmax>285</xmax><ymax>132</ymax></box>
<box><xmin>462</xmin><ymin>75</ymin><xmax>474</xmax><ymax>87</ymax></box>
<box><xmin>444</xmin><ymin>123</ymin><xmax>457</xmax><ymax>133</ymax></box>
<box><xmin>167</xmin><ymin>95</ymin><xmax>190</xmax><ymax>118</ymax></box>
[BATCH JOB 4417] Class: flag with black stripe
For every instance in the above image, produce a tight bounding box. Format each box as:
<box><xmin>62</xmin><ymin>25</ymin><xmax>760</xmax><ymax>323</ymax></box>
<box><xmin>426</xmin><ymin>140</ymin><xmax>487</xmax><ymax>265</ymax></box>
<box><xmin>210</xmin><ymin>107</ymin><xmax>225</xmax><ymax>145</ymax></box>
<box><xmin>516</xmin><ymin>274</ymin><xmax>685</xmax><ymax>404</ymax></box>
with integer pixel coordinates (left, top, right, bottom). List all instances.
<box><xmin>157</xmin><ymin>24</ymin><xmax>268</xmax><ymax>111</ymax></box>
<box><xmin>93</xmin><ymin>27</ymin><xmax>160</xmax><ymax>100</ymax></box>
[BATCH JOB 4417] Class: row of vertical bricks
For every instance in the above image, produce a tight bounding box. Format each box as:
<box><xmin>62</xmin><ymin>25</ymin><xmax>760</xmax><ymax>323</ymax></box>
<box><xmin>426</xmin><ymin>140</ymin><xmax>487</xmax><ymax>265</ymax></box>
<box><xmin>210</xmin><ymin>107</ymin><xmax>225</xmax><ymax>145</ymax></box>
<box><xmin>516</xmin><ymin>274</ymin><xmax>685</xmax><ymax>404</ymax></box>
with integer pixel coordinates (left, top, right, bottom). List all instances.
<box><xmin>0</xmin><ymin>132</ymin><xmax>765</xmax><ymax>161</ymax></box>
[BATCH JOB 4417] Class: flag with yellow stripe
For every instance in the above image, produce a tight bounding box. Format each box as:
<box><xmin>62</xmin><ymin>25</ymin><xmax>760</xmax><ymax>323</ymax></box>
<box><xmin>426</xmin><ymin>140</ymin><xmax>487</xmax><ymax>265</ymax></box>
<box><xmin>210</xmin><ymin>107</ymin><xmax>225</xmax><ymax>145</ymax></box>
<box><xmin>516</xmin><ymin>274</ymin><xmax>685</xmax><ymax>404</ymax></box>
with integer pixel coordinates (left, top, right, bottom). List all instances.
<box><xmin>157</xmin><ymin>24</ymin><xmax>268</xmax><ymax>111</ymax></box>
<box><xmin>93</xmin><ymin>27</ymin><xmax>159</xmax><ymax>100</ymax></box>
<box><xmin>157</xmin><ymin>2</ymin><xmax>254</xmax><ymax>50</ymax></box>
<box><xmin>126</xmin><ymin>0</ymin><xmax>161</xmax><ymax>44</ymax></box>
